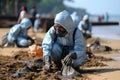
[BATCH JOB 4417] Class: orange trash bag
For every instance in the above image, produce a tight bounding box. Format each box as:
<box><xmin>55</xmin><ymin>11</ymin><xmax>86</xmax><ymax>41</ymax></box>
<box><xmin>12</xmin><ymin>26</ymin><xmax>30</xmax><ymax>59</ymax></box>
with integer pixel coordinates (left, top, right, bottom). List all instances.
<box><xmin>28</xmin><ymin>44</ymin><xmax>43</xmax><ymax>57</ymax></box>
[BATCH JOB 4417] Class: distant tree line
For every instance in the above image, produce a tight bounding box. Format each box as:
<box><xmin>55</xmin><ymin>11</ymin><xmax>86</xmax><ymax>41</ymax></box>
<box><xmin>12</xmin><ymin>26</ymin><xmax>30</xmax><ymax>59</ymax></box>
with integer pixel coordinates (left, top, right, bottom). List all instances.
<box><xmin>0</xmin><ymin>0</ymin><xmax>86</xmax><ymax>17</ymax></box>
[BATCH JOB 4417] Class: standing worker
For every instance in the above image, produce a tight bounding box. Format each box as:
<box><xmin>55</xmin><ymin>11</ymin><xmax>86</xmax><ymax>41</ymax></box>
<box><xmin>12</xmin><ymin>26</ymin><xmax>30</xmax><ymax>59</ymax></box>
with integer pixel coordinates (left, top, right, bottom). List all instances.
<box><xmin>17</xmin><ymin>5</ymin><xmax>28</xmax><ymax>23</ymax></box>
<box><xmin>30</xmin><ymin>6</ymin><xmax>37</xmax><ymax>26</ymax></box>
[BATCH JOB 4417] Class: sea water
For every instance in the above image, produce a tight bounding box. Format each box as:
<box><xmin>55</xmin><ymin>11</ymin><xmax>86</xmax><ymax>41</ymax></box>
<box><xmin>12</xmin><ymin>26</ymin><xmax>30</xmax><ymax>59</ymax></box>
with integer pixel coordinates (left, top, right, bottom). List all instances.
<box><xmin>92</xmin><ymin>24</ymin><xmax>120</xmax><ymax>40</ymax></box>
<box><xmin>92</xmin><ymin>15</ymin><xmax>120</xmax><ymax>40</ymax></box>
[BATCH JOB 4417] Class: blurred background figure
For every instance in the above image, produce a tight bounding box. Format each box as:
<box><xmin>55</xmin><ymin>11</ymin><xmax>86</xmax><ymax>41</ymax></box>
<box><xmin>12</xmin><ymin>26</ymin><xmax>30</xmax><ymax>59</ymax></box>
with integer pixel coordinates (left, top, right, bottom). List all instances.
<box><xmin>30</xmin><ymin>6</ymin><xmax>37</xmax><ymax>26</ymax></box>
<box><xmin>34</xmin><ymin>13</ymin><xmax>41</xmax><ymax>33</ymax></box>
<box><xmin>98</xmin><ymin>15</ymin><xmax>104</xmax><ymax>22</ymax></box>
<box><xmin>17</xmin><ymin>5</ymin><xmax>28</xmax><ymax>23</ymax></box>
<box><xmin>7</xmin><ymin>18</ymin><xmax>34</xmax><ymax>47</ymax></box>
<box><xmin>104</xmin><ymin>12</ymin><xmax>109</xmax><ymax>22</ymax></box>
<box><xmin>71</xmin><ymin>11</ymin><xmax>81</xmax><ymax>26</ymax></box>
<box><xmin>29</xmin><ymin>6</ymin><xmax>37</xmax><ymax>35</ymax></box>
<box><xmin>78</xmin><ymin>14</ymin><xmax>92</xmax><ymax>39</ymax></box>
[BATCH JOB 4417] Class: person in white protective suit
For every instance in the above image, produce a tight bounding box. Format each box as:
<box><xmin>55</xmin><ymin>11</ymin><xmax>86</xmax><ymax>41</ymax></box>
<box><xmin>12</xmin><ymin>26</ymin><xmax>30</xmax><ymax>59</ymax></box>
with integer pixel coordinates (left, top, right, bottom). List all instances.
<box><xmin>78</xmin><ymin>14</ymin><xmax>92</xmax><ymax>39</ymax></box>
<box><xmin>34</xmin><ymin>13</ymin><xmax>41</xmax><ymax>32</ymax></box>
<box><xmin>7</xmin><ymin>18</ymin><xmax>34</xmax><ymax>47</ymax></box>
<box><xmin>71</xmin><ymin>11</ymin><xmax>81</xmax><ymax>26</ymax></box>
<box><xmin>42</xmin><ymin>10</ymin><xmax>87</xmax><ymax>77</ymax></box>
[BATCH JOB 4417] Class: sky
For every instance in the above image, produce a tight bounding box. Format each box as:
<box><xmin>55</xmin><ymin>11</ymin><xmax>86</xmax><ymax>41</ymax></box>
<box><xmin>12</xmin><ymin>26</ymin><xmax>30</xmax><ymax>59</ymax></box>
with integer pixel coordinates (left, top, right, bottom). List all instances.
<box><xmin>64</xmin><ymin>0</ymin><xmax>120</xmax><ymax>15</ymax></box>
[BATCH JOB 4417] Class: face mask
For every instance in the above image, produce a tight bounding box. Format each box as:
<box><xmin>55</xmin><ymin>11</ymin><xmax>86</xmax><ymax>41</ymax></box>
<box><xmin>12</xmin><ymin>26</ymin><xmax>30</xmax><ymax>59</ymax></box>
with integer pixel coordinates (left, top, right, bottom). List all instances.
<box><xmin>54</xmin><ymin>26</ymin><xmax>68</xmax><ymax>37</ymax></box>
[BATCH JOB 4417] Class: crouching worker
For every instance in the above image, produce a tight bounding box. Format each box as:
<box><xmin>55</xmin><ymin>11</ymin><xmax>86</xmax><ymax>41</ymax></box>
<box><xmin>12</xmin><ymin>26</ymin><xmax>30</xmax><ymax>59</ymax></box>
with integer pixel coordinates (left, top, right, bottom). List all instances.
<box><xmin>6</xmin><ymin>18</ymin><xmax>34</xmax><ymax>47</ymax></box>
<box><xmin>78</xmin><ymin>15</ymin><xmax>92</xmax><ymax>39</ymax></box>
<box><xmin>42</xmin><ymin>10</ymin><xmax>87</xmax><ymax>77</ymax></box>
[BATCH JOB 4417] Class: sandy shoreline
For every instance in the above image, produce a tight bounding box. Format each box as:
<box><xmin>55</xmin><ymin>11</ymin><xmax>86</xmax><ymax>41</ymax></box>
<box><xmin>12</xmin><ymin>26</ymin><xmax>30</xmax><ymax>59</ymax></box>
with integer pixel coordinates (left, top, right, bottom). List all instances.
<box><xmin>0</xmin><ymin>28</ymin><xmax>120</xmax><ymax>80</ymax></box>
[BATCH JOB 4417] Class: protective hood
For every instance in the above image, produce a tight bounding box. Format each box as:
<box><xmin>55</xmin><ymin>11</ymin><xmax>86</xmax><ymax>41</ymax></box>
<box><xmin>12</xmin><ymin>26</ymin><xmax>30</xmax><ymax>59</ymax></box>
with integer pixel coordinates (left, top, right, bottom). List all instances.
<box><xmin>83</xmin><ymin>14</ymin><xmax>89</xmax><ymax>21</ymax></box>
<box><xmin>71</xmin><ymin>11</ymin><xmax>80</xmax><ymax>26</ymax></box>
<box><xmin>20</xmin><ymin>18</ymin><xmax>32</xmax><ymax>29</ymax></box>
<box><xmin>54</xmin><ymin>10</ymin><xmax>76</xmax><ymax>33</ymax></box>
<box><xmin>36</xmin><ymin>13</ymin><xmax>40</xmax><ymax>18</ymax></box>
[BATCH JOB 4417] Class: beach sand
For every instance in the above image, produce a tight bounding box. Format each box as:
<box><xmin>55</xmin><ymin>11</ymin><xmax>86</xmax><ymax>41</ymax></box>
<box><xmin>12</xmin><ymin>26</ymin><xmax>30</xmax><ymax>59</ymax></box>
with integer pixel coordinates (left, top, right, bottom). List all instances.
<box><xmin>0</xmin><ymin>28</ymin><xmax>120</xmax><ymax>80</ymax></box>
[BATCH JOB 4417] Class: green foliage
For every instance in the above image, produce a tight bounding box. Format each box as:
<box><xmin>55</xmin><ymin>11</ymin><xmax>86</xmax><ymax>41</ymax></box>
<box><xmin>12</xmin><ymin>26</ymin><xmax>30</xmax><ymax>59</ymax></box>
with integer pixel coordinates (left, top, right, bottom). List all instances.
<box><xmin>38</xmin><ymin>0</ymin><xmax>65</xmax><ymax>13</ymax></box>
<box><xmin>0</xmin><ymin>0</ymin><xmax>86</xmax><ymax>16</ymax></box>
